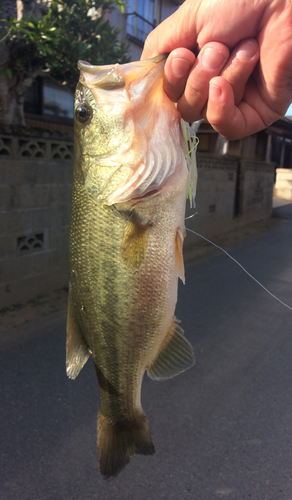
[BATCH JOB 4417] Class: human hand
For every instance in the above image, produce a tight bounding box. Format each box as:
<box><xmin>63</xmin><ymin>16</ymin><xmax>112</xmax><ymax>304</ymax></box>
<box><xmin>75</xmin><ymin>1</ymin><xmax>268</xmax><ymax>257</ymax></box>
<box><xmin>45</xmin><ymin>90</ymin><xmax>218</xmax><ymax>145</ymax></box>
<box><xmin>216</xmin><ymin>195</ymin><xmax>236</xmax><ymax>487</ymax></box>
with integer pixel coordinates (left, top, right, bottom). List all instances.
<box><xmin>141</xmin><ymin>0</ymin><xmax>292</xmax><ymax>140</ymax></box>
<box><xmin>163</xmin><ymin>39</ymin><xmax>260</xmax><ymax>138</ymax></box>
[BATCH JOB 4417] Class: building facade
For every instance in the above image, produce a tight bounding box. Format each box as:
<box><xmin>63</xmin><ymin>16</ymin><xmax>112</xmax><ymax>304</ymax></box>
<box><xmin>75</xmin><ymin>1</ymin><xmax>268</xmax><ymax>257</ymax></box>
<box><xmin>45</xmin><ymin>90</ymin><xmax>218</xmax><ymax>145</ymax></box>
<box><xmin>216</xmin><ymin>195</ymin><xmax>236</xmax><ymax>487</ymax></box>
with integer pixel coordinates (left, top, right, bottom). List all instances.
<box><xmin>196</xmin><ymin>117</ymin><xmax>292</xmax><ymax>169</ymax></box>
<box><xmin>109</xmin><ymin>0</ymin><xmax>180</xmax><ymax>61</ymax></box>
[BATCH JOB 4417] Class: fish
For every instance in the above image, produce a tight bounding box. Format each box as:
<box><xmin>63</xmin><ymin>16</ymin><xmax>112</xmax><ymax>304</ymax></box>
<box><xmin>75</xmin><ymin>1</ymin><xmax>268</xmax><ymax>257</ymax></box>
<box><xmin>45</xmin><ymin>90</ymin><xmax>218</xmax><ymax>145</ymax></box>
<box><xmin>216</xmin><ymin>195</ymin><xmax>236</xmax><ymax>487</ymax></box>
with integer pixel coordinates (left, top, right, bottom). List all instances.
<box><xmin>66</xmin><ymin>54</ymin><xmax>196</xmax><ymax>480</ymax></box>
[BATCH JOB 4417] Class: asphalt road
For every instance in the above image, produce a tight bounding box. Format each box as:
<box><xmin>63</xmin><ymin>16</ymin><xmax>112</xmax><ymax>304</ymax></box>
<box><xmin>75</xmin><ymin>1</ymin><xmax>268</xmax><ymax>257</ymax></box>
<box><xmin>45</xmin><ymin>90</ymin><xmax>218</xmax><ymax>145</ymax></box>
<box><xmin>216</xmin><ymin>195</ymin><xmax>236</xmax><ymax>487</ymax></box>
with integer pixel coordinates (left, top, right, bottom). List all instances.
<box><xmin>1</xmin><ymin>204</ymin><xmax>292</xmax><ymax>500</ymax></box>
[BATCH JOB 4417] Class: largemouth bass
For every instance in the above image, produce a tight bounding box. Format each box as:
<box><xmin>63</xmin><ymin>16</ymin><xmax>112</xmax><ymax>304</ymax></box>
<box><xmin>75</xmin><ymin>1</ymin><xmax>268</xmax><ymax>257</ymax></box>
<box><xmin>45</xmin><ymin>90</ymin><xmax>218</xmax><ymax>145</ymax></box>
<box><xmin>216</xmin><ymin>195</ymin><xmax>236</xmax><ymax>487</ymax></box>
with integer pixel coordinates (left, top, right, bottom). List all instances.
<box><xmin>66</xmin><ymin>54</ymin><xmax>195</xmax><ymax>479</ymax></box>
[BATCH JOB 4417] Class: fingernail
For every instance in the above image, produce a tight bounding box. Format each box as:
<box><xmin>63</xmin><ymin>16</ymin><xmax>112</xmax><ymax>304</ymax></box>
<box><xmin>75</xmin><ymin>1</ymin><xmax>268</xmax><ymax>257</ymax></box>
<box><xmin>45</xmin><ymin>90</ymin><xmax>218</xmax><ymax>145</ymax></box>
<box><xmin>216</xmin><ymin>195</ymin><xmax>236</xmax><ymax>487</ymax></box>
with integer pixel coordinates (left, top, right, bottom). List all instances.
<box><xmin>171</xmin><ymin>58</ymin><xmax>192</xmax><ymax>78</ymax></box>
<box><xmin>236</xmin><ymin>40</ymin><xmax>257</xmax><ymax>60</ymax></box>
<box><xmin>209</xmin><ymin>84</ymin><xmax>222</xmax><ymax>100</ymax></box>
<box><xmin>201</xmin><ymin>47</ymin><xmax>225</xmax><ymax>70</ymax></box>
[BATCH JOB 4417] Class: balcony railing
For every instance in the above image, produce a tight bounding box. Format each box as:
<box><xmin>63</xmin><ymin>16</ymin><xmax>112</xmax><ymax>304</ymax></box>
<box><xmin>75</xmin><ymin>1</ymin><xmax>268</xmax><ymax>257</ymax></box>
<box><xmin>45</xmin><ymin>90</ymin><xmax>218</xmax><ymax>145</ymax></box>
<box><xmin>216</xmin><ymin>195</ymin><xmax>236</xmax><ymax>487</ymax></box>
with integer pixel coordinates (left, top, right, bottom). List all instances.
<box><xmin>126</xmin><ymin>12</ymin><xmax>156</xmax><ymax>46</ymax></box>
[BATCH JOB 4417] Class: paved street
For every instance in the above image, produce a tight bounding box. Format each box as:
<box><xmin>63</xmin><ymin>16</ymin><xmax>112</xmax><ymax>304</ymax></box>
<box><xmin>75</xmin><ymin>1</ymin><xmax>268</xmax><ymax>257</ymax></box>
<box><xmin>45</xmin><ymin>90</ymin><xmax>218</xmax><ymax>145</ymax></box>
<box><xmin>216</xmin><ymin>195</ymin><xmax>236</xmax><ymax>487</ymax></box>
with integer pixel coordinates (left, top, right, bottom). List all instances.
<box><xmin>1</xmin><ymin>204</ymin><xmax>292</xmax><ymax>500</ymax></box>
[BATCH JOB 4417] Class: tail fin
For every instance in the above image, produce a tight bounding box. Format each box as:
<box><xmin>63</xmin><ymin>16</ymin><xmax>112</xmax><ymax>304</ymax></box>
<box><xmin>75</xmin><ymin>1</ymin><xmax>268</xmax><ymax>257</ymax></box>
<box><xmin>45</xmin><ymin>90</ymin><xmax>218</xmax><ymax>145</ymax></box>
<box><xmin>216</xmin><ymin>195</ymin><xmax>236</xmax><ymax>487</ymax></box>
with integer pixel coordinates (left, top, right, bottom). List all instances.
<box><xmin>97</xmin><ymin>411</ymin><xmax>155</xmax><ymax>480</ymax></box>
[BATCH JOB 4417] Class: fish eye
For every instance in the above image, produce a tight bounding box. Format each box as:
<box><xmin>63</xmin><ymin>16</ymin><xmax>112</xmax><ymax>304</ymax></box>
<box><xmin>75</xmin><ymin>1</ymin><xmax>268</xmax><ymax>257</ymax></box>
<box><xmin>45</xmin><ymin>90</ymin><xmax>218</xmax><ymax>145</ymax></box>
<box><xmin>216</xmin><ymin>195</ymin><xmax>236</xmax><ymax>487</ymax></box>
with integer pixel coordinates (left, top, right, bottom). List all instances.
<box><xmin>75</xmin><ymin>103</ymin><xmax>92</xmax><ymax>124</ymax></box>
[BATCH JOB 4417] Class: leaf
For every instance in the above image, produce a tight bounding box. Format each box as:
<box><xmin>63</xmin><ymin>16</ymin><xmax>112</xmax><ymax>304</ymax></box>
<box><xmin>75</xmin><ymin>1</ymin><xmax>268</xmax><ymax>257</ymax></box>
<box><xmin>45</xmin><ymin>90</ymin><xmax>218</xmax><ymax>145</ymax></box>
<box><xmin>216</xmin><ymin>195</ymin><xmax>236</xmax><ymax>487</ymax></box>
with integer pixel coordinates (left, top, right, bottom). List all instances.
<box><xmin>6</xmin><ymin>68</ymin><xmax>13</xmax><ymax>79</ymax></box>
<box><xmin>3</xmin><ymin>0</ymin><xmax>131</xmax><ymax>95</ymax></box>
<box><xmin>18</xmin><ymin>27</ymin><xmax>32</xmax><ymax>34</ymax></box>
<box><xmin>27</xmin><ymin>32</ymin><xmax>36</xmax><ymax>42</ymax></box>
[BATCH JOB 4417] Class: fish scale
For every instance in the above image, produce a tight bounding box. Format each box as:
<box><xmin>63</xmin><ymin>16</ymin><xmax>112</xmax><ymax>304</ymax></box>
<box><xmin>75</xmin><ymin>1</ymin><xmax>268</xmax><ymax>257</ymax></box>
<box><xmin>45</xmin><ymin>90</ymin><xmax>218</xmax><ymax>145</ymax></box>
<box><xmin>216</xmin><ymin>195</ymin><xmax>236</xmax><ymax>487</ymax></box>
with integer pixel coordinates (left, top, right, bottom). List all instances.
<box><xmin>70</xmin><ymin>183</ymin><xmax>143</xmax><ymax>414</ymax></box>
<box><xmin>66</xmin><ymin>54</ymin><xmax>196</xmax><ymax>479</ymax></box>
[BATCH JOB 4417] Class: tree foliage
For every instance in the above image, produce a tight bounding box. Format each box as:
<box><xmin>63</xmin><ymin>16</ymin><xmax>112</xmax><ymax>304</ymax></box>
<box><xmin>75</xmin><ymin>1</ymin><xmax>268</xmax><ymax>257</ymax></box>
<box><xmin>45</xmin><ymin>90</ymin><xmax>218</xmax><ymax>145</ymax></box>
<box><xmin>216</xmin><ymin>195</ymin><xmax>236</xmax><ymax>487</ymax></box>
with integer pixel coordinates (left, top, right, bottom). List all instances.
<box><xmin>1</xmin><ymin>0</ymin><xmax>130</xmax><ymax>93</ymax></box>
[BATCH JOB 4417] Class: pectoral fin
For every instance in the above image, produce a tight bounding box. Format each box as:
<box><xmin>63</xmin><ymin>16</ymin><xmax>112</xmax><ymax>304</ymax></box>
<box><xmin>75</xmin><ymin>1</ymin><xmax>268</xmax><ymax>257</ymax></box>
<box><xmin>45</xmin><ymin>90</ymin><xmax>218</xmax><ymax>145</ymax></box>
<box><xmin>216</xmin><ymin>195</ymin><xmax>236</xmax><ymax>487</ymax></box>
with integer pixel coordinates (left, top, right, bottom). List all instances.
<box><xmin>175</xmin><ymin>228</ymin><xmax>185</xmax><ymax>283</ymax></box>
<box><xmin>66</xmin><ymin>289</ymin><xmax>90</xmax><ymax>379</ymax></box>
<box><xmin>121</xmin><ymin>219</ymin><xmax>149</xmax><ymax>270</ymax></box>
<box><xmin>147</xmin><ymin>319</ymin><xmax>195</xmax><ymax>381</ymax></box>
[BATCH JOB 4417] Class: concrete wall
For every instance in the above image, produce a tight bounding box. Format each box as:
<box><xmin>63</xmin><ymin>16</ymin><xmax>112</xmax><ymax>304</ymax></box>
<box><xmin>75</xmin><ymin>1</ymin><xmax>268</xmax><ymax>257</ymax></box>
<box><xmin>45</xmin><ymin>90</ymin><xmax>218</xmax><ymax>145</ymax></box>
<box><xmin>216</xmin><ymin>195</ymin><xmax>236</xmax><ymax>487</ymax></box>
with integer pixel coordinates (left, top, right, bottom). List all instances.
<box><xmin>0</xmin><ymin>128</ymin><xmax>73</xmax><ymax>309</ymax></box>
<box><xmin>274</xmin><ymin>168</ymin><xmax>292</xmax><ymax>200</ymax></box>
<box><xmin>239</xmin><ymin>159</ymin><xmax>275</xmax><ymax>219</ymax></box>
<box><xmin>0</xmin><ymin>130</ymin><xmax>275</xmax><ymax>309</ymax></box>
<box><xmin>185</xmin><ymin>155</ymin><xmax>275</xmax><ymax>250</ymax></box>
<box><xmin>186</xmin><ymin>155</ymin><xmax>238</xmax><ymax>240</ymax></box>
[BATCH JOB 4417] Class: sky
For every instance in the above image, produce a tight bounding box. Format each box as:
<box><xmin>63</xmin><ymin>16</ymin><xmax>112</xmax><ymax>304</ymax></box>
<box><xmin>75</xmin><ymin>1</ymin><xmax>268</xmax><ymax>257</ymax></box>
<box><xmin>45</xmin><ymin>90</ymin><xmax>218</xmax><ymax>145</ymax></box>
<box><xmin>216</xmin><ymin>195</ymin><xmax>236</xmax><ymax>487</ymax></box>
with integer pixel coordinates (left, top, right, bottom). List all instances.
<box><xmin>286</xmin><ymin>103</ymin><xmax>292</xmax><ymax>116</ymax></box>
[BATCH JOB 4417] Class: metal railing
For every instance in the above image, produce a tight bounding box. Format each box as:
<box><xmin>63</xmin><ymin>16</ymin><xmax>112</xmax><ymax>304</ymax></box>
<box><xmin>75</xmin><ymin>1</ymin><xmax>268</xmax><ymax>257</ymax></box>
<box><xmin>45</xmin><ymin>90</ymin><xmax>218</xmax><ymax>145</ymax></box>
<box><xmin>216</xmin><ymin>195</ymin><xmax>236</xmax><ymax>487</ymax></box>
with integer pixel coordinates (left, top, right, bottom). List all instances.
<box><xmin>126</xmin><ymin>12</ymin><xmax>156</xmax><ymax>45</ymax></box>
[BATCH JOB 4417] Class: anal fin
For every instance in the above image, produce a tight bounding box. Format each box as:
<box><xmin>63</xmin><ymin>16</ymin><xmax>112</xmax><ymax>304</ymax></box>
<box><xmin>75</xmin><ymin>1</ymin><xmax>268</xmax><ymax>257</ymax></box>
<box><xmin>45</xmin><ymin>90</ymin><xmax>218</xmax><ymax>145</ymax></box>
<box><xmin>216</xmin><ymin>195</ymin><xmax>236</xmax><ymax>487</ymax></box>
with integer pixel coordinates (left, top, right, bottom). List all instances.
<box><xmin>66</xmin><ymin>288</ymin><xmax>90</xmax><ymax>379</ymax></box>
<box><xmin>147</xmin><ymin>319</ymin><xmax>195</xmax><ymax>381</ymax></box>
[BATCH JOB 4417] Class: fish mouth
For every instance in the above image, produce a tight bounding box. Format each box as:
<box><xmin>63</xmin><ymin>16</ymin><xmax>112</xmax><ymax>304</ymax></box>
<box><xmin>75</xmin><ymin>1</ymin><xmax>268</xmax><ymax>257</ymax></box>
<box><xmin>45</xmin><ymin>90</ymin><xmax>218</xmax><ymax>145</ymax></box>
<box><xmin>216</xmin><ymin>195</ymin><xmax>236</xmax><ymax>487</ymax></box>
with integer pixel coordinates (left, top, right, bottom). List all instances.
<box><xmin>77</xmin><ymin>54</ymin><xmax>168</xmax><ymax>89</ymax></box>
<box><xmin>77</xmin><ymin>54</ymin><xmax>167</xmax><ymax>73</ymax></box>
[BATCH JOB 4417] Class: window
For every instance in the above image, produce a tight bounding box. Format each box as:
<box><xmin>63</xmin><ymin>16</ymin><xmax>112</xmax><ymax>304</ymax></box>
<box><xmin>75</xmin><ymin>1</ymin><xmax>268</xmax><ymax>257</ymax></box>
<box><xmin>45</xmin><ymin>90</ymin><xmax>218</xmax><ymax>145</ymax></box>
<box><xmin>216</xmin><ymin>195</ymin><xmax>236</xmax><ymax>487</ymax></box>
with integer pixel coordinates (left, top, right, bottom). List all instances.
<box><xmin>24</xmin><ymin>76</ymin><xmax>74</xmax><ymax>124</ymax></box>
<box><xmin>126</xmin><ymin>0</ymin><xmax>155</xmax><ymax>45</ymax></box>
<box><xmin>24</xmin><ymin>76</ymin><xmax>43</xmax><ymax>116</ymax></box>
<box><xmin>43</xmin><ymin>80</ymin><xmax>73</xmax><ymax>119</ymax></box>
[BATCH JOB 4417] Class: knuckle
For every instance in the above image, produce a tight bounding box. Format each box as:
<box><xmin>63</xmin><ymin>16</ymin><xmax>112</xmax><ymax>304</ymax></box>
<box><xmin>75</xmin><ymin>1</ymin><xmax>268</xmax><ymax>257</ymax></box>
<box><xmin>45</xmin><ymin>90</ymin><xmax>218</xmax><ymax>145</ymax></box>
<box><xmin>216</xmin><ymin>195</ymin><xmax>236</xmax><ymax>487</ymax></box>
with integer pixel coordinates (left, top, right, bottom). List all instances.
<box><xmin>185</xmin><ymin>77</ymin><xmax>207</xmax><ymax>105</ymax></box>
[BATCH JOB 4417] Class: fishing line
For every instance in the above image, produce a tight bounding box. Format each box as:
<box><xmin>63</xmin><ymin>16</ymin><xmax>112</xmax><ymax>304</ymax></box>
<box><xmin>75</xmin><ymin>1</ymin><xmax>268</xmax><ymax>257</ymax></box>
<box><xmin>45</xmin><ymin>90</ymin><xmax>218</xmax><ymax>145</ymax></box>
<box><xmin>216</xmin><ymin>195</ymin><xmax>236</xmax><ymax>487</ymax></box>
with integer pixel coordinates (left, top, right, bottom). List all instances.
<box><xmin>185</xmin><ymin>212</ymin><xmax>198</xmax><ymax>220</ymax></box>
<box><xmin>185</xmin><ymin>226</ymin><xmax>292</xmax><ymax>312</ymax></box>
